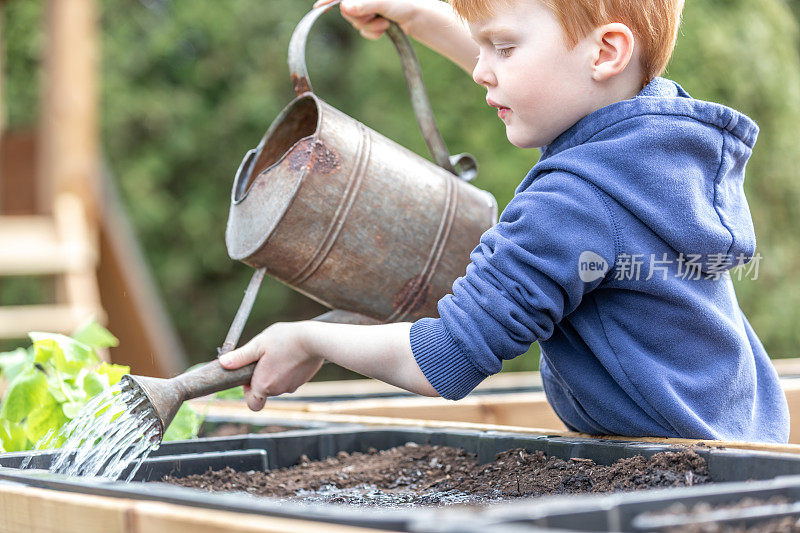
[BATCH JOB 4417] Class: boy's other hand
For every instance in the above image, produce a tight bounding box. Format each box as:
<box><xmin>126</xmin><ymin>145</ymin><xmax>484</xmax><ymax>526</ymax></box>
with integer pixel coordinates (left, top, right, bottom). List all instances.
<box><xmin>218</xmin><ymin>322</ymin><xmax>324</xmax><ymax>412</ymax></box>
<box><xmin>312</xmin><ymin>0</ymin><xmax>478</xmax><ymax>75</ymax></box>
<box><xmin>312</xmin><ymin>0</ymin><xmax>421</xmax><ymax>40</ymax></box>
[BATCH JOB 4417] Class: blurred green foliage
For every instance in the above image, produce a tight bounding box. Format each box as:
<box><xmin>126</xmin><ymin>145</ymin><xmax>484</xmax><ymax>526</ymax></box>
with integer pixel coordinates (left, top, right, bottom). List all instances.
<box><xmin>3</xmin><ymin>0</ymin><xmax>800</xmax><ymax>375</ymax></box>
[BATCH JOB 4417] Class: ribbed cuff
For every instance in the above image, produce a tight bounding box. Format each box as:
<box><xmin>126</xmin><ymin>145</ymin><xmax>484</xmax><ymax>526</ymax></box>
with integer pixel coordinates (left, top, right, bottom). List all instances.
<box><xmin>409</xmin><ymin>318</ymin><xmax>487</xmax><ymax>400</ymax></box>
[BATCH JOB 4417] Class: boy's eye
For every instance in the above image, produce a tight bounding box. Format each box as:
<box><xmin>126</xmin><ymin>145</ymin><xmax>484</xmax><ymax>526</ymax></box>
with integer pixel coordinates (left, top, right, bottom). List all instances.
<box><xmin>495</xmin><ymin>47</ymin><xmax>514</xmax><ymax>58</ymax></box>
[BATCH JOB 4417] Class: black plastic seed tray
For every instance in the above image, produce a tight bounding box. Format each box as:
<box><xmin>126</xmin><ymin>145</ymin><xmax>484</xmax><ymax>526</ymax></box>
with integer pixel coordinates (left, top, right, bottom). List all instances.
<box><xmin>4</xmin><ymin>427</ymin><xmax>800</xmax><ymax>532</ymax></box>
<box><xmin>444</xmin><ymin>474</ymin><xmax>800</xmax><ymax>532</ymax></box>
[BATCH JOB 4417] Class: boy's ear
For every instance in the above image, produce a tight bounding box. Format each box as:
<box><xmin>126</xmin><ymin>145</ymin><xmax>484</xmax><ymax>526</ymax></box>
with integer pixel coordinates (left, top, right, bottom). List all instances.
<box><xmin>590</xmin><ymin>23</ymin><xmax>636</xmax><ymax>82</ymax></box>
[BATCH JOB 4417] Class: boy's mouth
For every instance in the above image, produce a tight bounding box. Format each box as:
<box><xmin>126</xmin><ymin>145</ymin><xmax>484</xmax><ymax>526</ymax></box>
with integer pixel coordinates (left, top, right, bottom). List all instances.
<box><xmin>487</xmin><ymin>98</ymin><xmax>511</xmax><ymax>120</ymax></box>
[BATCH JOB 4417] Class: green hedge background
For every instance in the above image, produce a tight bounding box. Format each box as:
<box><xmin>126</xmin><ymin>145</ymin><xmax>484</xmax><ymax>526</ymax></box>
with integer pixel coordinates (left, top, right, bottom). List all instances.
<box><xmin>3</xmin><ymin>0</ymin><xmax>800</xmax><ymax>375</ymax></box>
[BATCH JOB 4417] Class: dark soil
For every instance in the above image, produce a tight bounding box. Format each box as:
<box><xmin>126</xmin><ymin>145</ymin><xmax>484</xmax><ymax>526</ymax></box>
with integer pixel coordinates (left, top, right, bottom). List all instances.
<box><xmin>162</xmin><ymin>443</ymin><xmax>711</xmax><ymax>506</ymax></box>
<box><xmin>197</xmin><ymin>423</ymin><xmax>293</xmax><ymax>438</ymax></box>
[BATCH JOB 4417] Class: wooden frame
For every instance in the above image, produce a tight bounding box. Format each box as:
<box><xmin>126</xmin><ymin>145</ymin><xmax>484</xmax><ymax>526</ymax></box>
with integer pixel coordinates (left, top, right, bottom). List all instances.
<box><xmin>197</xmin><ymin>360</ymin><xmax>800</xmax><ymax>445</ymax></box>
<box><xmin>195</xmin><ymin>403</ymin><xmax>800</xmax><ymax>456</ymax></box>
<box><xmin>0</xmin><ymin>483</ymin><xmax>385</xmax><ymax>533</ymax></box>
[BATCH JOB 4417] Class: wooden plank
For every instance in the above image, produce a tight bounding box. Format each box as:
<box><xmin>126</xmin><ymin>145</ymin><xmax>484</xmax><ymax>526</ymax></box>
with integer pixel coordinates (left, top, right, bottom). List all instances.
<box><xmin>781</xmin><ymin>378</ymin><xmax>800</xmax><ymax>444</ymax></box>
<box><xmin>0</xmin><ymin>483</ymin><xmax>386</xmax><ymax>533</ymax></box>
<box><xmin>774</xmin><ymin>358</ymin><xmax>800</xmax><ymax>377</ymax></box>
<box><xmin>303</xmin><ymin>392</ymin><xmax>565</xmax><ymax>429</ymax></box>
<box><xmin>198</xmin><ymin>402</ymin><xmax>569</xmax><ymax>436</ymax></box>
<box><xmin>0</xmin><ymin>303</ymin><xmax>98</xmax><ymax>337</ymax></box>
<box><xmin>0</xmin><ymin>483</ymin><xmax>129</xmax><ymax>533</ymax></box>
<box><xmin>478</xmin><ymin>370</ymin><xmax>541</xmax><ymax>389</ymax></box>
<box><xmin>0</xmin><ymin>214</ymin><xmax>95</xmax><ymax>275</ymax></box>
<box><xmin>196</xmin><ymin>404</ymin><xmax>800</xmax><ymax>455</ymax></box>
<box><xmin>199</xmin><ymin>371</ymin><xmax>542</xmax><ymax>413</ymax></box>
<box><xmin>0</xmin><ymin>131</ymin><xmax>39</xmax><ymax>215</ymax></box>
<box><xmin>53</xmin><ymin>193</ymin><xmax>104</xmax><ymax>330</ymax></box>
<box><xmin>0</xmin><ymin>216</ymin><xmax>58</xmax><ymax>242</ymax></box>
<box><xmin>38</xmin><ymin>0</ymin><xmax>99</xmax><ymax>216</ymax></box>
<box><xmin>131</xmin><ymin>501</ymin><xmax>386</xmax><ymax>533</ymax></box>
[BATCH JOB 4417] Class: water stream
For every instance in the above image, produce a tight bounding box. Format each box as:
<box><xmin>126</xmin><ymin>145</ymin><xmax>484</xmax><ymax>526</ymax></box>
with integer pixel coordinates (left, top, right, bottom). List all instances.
<box><xmin>22</xmin><ymin>382</ymin><xmax>161</xmax><ymax>481</ymax></box>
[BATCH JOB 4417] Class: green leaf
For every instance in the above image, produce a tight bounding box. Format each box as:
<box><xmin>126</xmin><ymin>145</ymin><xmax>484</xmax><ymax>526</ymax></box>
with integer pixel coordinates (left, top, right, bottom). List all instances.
<box><xmin>29</xmin><ymin>333</ymin><xmax>99</xmax><ymax>378</ymax></box>
<box><xmin>32</xmin><ymin>428</ymin><xmax>62</xmax><ymax>450</ymax></box>
<box><xmin>62</xmin><ymin>401</ymin><xmax>85</xmax><ymax>419</ymax></box>
<box><xmin>82</xmin><ymin>372</ymin><xmax>110</xmax><ymax>398</ymax></box>
<box><xmin>24</xmin><ymin>395</ymin><xmax>68</xmax><ymax>444</ymax></box>
<box><xmin>0</xmin><ymin>420</ymin><xmax>30</xmax><ymax>452</ymax></box>
<box><xmin>72</xmin><ymin>319</ymin><xmax>120</xmax><ymax>350</ymax></box>
<box><xmin>0</xmin><ymin>369</ymin><xmax>49</xmax><ymax>423</ymax></box>
<box><xmin>45</xmin><ymin>375</ymin><xmax>69</xmax><ymax>403</ymax></box>
<box><xmin>96</xmin><ymin>362</ymin><xmax>130</xmax><ymax>386</ymax></box>
<box><xmin>0</xmin><ymin>348</ymin><xmax>34</xmax><ymax>383</ymax></box>
<box><xmin>43</xmin><ymin>367</ymin><xmax>86</xmax><ymax>406</ymax></box>
<box><xmin>162</xmin><ymin>404</ymin><xmax>203</xmax><ymax>441</ymax></box>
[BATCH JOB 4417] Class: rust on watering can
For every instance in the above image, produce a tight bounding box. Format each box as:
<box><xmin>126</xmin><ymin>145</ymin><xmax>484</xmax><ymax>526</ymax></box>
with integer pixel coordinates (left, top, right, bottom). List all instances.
<box><xmin>225</xmin><ymin>1</ymin><xmax>498</xmax><ymax>325</ymax></box>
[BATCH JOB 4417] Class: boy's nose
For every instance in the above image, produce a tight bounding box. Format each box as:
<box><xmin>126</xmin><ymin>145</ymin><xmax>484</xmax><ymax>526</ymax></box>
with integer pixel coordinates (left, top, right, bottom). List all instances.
<box><xmin>472</xmin><ymin>57</ymin><xmax>497</xmax><ymax>87</ymax></box>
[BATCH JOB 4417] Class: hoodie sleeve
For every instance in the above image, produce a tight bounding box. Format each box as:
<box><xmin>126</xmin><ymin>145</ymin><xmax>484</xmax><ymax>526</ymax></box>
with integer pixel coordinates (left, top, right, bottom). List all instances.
<box><xmin>410</xmin><ymin>170</ymin><xmax>619</xmax><ymax>400</ymax></box>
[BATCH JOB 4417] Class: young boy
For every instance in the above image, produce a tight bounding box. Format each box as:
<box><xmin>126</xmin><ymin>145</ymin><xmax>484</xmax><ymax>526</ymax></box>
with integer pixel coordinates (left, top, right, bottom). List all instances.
<box><xmin>220</xmin><ymin>0</ymin><xmax>790</xmax><ymax>443</ymax></box>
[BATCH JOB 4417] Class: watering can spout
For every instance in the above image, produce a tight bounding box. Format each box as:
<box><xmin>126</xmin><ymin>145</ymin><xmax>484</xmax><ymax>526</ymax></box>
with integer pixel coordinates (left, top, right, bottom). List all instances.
<box><xmin>121</xmin><ymin>375</ymin><xmax>178</xmax><ymax>440</ymax></box>
<box><xmin>122</xmin><ymin>361</ymin><xmax>255</xmax><ymax>440</ymax></box>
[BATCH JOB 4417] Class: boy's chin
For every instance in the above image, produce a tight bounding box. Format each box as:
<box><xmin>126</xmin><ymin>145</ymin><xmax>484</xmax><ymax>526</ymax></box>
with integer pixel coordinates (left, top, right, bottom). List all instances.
<box><xmin>506</xmin><ymin>130</ymin><xmax>546</xmax><ymax>149</ymax></box>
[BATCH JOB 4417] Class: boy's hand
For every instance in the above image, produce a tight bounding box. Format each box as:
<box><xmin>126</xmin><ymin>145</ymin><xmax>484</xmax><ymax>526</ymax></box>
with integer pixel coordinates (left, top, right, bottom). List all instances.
<box><xmin>218</xmin><ymin>319</ymin><xmax>437</xmax><ymax>409</ymax></box>
<box><xmin>312</xmin><ymin>0</ymin><xmax>478</xmax><ymax>75</ymax></box>
<box><xmin>313</xmin><ymin>0</ymin><xmax>421</xmax><ymax>39</ymax></box>
<box><xmin>218</xmin><ymin>322</ymin><xmax>324</xmax><ymax>411</ymax></box>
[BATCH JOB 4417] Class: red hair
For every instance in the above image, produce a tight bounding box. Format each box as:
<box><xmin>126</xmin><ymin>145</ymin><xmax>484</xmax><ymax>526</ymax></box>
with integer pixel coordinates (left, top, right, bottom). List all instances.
<box><xmin>450</xmin><ymin>0</ymin><xmax>684</xmax><ymax>86</ymax></box>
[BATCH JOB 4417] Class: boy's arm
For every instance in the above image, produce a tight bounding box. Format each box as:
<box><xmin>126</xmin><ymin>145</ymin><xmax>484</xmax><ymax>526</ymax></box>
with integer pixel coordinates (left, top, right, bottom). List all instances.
<box><xmin>410</xmin><ymin>171</ymin><xmax>619</xmax><ymax>400</ymax></box>
<box><xmin>219</xmin><ymin>320</ymin><xmax>438</xmax><ymax>411</ymax></box>
<box><xmin>314</xmin><ymin>0</ymin><xmax>479</xmax><ymax>74</ymax></box>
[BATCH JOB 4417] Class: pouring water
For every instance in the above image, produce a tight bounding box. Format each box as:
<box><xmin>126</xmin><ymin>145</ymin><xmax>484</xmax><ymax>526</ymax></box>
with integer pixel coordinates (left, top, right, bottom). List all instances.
<box><xmin>27</xmin><ymin>269</ymin><xmax>266</xmax><ymax>481</ymax></box>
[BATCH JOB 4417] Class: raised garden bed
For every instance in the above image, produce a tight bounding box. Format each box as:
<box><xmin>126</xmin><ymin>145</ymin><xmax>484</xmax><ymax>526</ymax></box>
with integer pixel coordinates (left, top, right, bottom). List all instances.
<box><xmin>202</xmin><ymin>372</ymin><xmax>550</xmax><ymax>419</ymax></box>
<box><xmin>4</xmin><ymin>428</ymin><xmax>800</xmax><ymax>531</ymax></box>
<box><xmin>204</xmin><ymin>372</ymin><xmax>800</xmax><ymax>446</ymax></box>
<box><xmin>201</xmin><ymin>378</ymin><xmax>562</xmax><ymax>430</ymax></box>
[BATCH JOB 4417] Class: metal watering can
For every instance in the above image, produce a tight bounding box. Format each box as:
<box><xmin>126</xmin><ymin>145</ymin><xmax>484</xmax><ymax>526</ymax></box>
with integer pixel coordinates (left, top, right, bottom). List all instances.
<box><xmin>225</xmin><ymin>0</ymin><xmax>497</xmax><ymax>325</ymax></box>
<box><xmin>121</xmin><ymin>2</ymin><xmax>497</xmax><ymax>439</ymax></box>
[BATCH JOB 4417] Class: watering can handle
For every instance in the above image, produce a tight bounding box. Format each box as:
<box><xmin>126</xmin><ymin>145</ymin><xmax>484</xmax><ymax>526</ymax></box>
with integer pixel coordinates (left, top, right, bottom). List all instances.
<box><xmin>217</xmin><ymin>267</ymin><xmax>380</xmax><ymax>355</ymax></box>
<box><xmin>288</xmin><ymin>1</ymin><xmax>477</xmax><ymax>181</ymax></box>
<box><xmin>210</xmin><ymin>267</ymin><xmax>380</xmax><ymax>392</ymax></box>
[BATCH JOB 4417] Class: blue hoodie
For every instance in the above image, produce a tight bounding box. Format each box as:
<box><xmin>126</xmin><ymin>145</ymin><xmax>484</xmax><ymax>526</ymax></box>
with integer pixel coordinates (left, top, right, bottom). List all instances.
<box><xmin>409</xmin><ymin>77</ymin><xmax>790</xmax><ymax>443</ymax></box>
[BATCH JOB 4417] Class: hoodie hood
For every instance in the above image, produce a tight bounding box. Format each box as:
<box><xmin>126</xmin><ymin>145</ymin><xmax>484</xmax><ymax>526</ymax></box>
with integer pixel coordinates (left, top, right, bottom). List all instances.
<box><xmin>533</xmin><ymin>77</ymin><xmax>759</xmax><ymax>270</ymax></box>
